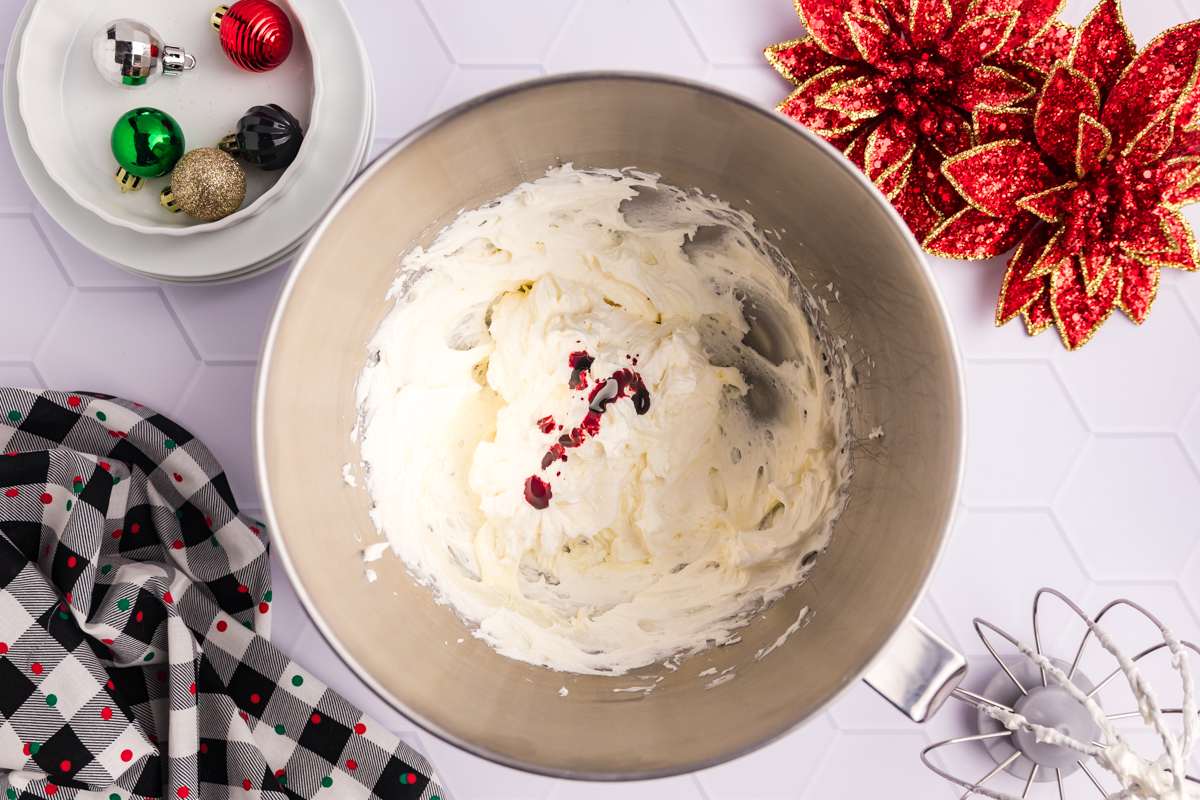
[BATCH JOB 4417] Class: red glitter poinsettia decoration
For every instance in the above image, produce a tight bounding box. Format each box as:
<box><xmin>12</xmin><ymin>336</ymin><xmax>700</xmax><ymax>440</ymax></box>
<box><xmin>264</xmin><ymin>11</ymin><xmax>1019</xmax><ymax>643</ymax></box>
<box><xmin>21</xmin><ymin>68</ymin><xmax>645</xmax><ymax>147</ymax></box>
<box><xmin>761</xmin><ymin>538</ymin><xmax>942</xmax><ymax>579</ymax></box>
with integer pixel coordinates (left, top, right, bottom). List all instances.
<box><xmin>932</xmin><ymin>0</ymin><xmax>1200</xmax><ymax>348</ymax></box>
<box><xmin>766</xmin><ymin>0</ymin><xmax>1073</xmax><ymax>241</ymax></box>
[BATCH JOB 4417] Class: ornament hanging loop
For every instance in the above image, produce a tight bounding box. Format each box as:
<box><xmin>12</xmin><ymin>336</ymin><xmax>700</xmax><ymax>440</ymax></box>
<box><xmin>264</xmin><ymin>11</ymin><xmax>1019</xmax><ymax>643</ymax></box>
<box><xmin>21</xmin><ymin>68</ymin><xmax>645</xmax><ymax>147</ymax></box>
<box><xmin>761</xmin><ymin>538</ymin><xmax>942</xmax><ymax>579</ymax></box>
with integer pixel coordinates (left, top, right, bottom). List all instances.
<box><xmin>162</xmin><ymin>46</ymin><xmax>196</xmax><ymax>74</ymax></box>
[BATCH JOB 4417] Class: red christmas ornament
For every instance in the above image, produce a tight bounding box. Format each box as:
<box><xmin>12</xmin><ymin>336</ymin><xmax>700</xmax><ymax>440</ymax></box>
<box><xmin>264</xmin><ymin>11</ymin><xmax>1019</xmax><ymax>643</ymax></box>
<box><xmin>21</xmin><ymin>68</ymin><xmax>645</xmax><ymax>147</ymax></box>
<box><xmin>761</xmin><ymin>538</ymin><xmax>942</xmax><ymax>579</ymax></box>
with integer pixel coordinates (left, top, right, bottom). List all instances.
<box><xmin>211</xmin><ymin>1</ymin><xmax>293</xmax><ymax>72</ymax></box>
<box><xmin>931</xmin><ymin>0</ymin><xmax>1200</xmax><ymax>348</ymax></box>
<box><xmin>765</xmin><ymin>0</ymin><xmax>1072</xmax><ymax>242</ymax></box>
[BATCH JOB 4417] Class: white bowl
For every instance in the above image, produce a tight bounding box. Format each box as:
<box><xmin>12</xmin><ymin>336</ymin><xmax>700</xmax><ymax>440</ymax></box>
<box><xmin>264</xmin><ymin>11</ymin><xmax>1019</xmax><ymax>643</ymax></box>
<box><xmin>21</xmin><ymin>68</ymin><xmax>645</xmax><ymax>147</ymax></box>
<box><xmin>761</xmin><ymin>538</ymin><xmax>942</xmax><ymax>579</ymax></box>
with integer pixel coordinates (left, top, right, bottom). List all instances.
<box><xmin>5</xmin><ymin>0</ymin><xmax>373</xmax><ymax>282</ymax></box>
<box><xmin>19</xmin><ymin>0</ymin><xmax>320</xmax><ymax>236</ymax></box>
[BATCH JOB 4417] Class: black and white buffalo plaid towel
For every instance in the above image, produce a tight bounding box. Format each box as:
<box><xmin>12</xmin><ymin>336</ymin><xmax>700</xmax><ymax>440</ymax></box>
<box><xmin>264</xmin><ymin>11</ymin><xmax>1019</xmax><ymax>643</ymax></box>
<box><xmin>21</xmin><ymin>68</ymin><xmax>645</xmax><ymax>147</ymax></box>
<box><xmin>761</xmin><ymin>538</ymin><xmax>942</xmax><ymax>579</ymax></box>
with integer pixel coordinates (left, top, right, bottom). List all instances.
<box><xmin>0</xmin><ymin>390</ymin><xmax>442</xmax><ymax>800</ymax></box>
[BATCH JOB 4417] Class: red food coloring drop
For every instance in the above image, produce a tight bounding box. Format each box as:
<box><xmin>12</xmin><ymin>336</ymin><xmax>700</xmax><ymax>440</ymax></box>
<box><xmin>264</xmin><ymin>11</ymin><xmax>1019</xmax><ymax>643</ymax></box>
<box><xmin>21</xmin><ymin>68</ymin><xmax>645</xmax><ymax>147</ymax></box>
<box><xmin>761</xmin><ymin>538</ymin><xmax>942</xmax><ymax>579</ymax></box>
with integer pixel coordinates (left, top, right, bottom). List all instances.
<box><xmin>5</xmin><ymin>489</ymin><xmax>17</xmax><ymax>498</ymax></box>
<box><xmin>568</xmin><ymin>351</ymin><xmax>593</xmax><ymax>389</ymax></box>
<box><xmin>536</xmin><ymin>415</ymin><xmax>556</xmax><ymax>434</ymax></box>
<box><xmin>40</xmin><ymin>493</ymin><xmax>52</xmax><ymax>504</ymax></box>
<box><xmin>101</xmin><ymin>707</ymin><xmax>113</xmax><ymax>720</ymax></box>
<box><xmin>67</xmin><ymin>397</ymin><xmax>80</xmax><ymax>408</ymax></box>
<box><xmin>524</xmin><ymin>475</ymin><xmax>552</xmax><ymax>509</ymax></box>
<box><xmin>31</xmin><ymin>663</ymin><xmax>42</xmax><ymax>675</ymax></box>
<box><xmin>216</xmin><ymin>620</ymin><xmax>228</xmax><ymax>632</ymax></box>
<box><xmin>354</xmin><ymin>723</ymin><xmax>366</xmax><ymax>735</ymax></box>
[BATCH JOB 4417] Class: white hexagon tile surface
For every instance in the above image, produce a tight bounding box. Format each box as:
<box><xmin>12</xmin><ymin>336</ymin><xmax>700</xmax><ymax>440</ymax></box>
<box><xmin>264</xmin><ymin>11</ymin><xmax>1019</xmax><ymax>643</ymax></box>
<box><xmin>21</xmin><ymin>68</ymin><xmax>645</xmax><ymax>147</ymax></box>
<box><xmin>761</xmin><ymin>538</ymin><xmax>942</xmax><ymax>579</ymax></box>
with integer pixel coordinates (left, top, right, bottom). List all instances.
<box><xmin>3</xmin><ymin>0</ymin><xmax>1200</xmax><ymax>798</ymax></box>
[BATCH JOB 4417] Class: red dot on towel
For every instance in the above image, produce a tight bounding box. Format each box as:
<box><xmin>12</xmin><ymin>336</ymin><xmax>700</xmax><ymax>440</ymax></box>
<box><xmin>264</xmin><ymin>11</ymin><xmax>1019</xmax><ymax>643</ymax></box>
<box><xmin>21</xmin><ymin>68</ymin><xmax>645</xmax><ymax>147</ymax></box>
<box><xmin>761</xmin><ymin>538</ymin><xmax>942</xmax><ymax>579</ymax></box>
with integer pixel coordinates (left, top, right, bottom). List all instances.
<box><xmin>354</xmin><ymin>723</ymin><xmax>366</xmax><ymax>735</ymax></box>
<box><xmin>112</xmin><ymin>529</ymin><xmax>122</xmax><ymax>538</ymax></box>
<box><xmin>120</xmin><ymin>750</ymin><xmax>132</xmax><ymax>762</ymax></box>
<box><xmin>190</xmin><ymin>683</ymin><xmax>196</xmax><ymax>695</ymax></box>
<box><xmin>177</xmin><ymin>786</ymin><xmax>189</xmax><ymax>798</ymax></box>
<box><xmin>345</xmin><ymin>760</ymin><xmax>357</xmax><ymax>771</ymax></box>
<box><xmin>250</xmin><ymin>527</ymin><xmax>260</xmax><ymax>534</ymax></box>
<box><xmin>0</xmin><ymin>643</ymin><xmax>7</xmax><ymax>654</ymax></box>
<box><xmin>216</xmin><ymin>621</ymin><xmax>228</xmax><ymax>632</ymax></box>
<box><xmin>274</xmin><ymin>770</ymin><xmax>285</xmax><ymax>779</ymax></box>
<box><xmin>60</xmin><ymin>761</ymin><xmax>70</xmax><ymax>772</ymax></box>
<box><xmin>259</xmin><ymin>602</ymin><xmax>269</xmax><ymax>614</ymax></box>
<box><xmin>46</xmin><ymin>786</ymin><xmax>57</xmax><ymax>796</ymax></box>
<box><xmin>107</xmin><ymin>680</ymin><xmax>115</xmax><ymax>690</ymax></box>
<box><xmin>250</xmin><ymin>693</ymin><xmax>260</xmax><ymax>704</ymax></box>
<box><xmin>200</xmin><ymin>744</ymin><xmax>207</xmax><ymax>754</ymax></box>
<box><xmin>100</xmin><ymin>462</ymin><xmax>110</xmax><ymax>470</ymax></box>
<box><xmin>136</xmin><ymin>612</ymin><xmax>144</xmax><ymax>622</ymax></box>
<box><xmin>163</xmin><ymin>591</ymin><xmax>173</xmax><ymax>604</ymax></box>
<box><xmin>407</xmin><ymin>775</ymin><xmax>416</xmax><ymax>784</ymax></box>
<box><xmin>237</xmin><ymin>585</ymin><xmax>248</xmax><ymax>593</ymax></box>
<box><xmin>4</xmin><ymin>489</ymin><xmax>16</xmax><ymax>497</ymax></box>
<box><xmin>101</xmin><ymin>707</ymin><xmax>112</xmax><ymax>720</ymax></box>
<box><xmin>173</xmin><ymin>473</ymin><xmax>183</xmax><ymax>483</ymax></box>
<box><xmin>40</xmin><ymin>493</ymin><xmax>52</xmax><ymax>504</ymax></box>
<box><xmin>131</xmin><ymin>524</ymin><xmax>139</xmax><ymax>533</ymax></box>
<box><xmin>67</xmin><ymin>557</ymin><xmax>76</xmax><ymax>568</ymax></box>
<box><xmin>242</xmin><ymin>780</ymin><xmax>251</xmax><ymax>791</ymax></box>
<box><xmin>67</xmin><ymin>397</ymin><xmax>80</xmax><ymax>407</ymax></box>
<box><xmin>205</xmin><ymin>517</ymin><xmax>212</xmax><ymax>528</ymax></box>
<box><xmin>172</xmin><ymin>541</ymin><xmax>184</xmax><ymax>550</ymax></box>
<box><xmin>31</xmin><ymin>663</ymin><xmax>42</xmax><ymax>675</ymax></box>
<box><xmin>310</xmin><ymin>713</ymin><xmax>320</xmax><ymax>724</ymax></box>
<box><xmin>157</xmin><ymin>671</ymin><xmax>167</xmax><ymax>682</ymax></box>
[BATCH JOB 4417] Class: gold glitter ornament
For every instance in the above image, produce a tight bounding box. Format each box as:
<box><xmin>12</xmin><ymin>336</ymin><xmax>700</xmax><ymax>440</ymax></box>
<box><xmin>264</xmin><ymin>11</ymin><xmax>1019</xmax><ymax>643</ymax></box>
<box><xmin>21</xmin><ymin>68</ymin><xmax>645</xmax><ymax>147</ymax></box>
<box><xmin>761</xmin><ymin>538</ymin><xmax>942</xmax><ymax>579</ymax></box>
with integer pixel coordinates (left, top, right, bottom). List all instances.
<box><xmin>159</xmin><ymin>148</ymin><xmax>246</xmax><ymax>221</ymax></box>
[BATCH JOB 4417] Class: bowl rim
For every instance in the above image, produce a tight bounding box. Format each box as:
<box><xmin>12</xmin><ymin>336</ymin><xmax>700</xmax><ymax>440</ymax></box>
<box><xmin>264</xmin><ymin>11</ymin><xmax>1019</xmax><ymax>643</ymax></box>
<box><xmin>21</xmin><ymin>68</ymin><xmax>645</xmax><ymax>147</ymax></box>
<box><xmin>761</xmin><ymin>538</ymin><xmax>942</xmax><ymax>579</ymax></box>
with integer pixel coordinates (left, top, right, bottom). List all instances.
<box><xmin>254</xmin><ymin>70</ymin><xmax>968</xmax><ymax>782</ymax></box>
<box><xmin>17</xmin><ymin>0</ymin><xmax>322</xmax><ymax>236</ymax></box>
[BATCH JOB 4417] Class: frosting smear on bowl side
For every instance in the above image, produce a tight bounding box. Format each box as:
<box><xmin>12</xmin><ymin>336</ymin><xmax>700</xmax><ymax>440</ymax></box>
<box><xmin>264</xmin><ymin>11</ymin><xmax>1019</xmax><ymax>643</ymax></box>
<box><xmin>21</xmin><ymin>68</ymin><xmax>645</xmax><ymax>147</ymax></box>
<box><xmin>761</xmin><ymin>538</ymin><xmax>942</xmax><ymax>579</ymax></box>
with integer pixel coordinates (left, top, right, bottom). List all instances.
<box><xmin>357</xmin><ymin>165</ymin><xmax>851</xmax><ymax>675</ymax></box>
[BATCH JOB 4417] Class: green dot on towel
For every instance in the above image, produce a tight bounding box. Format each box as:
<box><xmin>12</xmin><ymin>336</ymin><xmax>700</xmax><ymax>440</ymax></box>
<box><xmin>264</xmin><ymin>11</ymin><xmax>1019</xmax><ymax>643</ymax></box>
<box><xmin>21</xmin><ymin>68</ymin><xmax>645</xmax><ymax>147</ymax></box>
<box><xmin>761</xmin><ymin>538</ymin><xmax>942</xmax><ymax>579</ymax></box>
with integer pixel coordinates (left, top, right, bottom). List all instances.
<box><xmin>274</xmin><ymin>724</ymin><xmax>285</xmax><ymax>735</ymax></box>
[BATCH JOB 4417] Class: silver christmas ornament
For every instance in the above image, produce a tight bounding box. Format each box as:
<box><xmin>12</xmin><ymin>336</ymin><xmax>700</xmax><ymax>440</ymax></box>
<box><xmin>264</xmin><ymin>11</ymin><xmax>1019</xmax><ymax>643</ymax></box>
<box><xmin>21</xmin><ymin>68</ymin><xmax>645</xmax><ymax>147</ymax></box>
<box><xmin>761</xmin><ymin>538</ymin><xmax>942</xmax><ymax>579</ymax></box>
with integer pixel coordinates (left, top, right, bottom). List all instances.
<box><xmin>92</xmin><ymin>20</ymin><xmax>195</xmax><ymax>88</ymax></box>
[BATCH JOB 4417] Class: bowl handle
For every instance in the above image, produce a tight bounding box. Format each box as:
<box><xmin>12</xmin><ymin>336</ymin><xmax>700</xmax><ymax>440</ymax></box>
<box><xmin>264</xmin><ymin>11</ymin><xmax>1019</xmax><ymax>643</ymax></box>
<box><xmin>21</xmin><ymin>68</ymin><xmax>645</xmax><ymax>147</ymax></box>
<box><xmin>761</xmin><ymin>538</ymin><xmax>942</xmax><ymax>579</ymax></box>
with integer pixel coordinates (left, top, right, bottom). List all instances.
<box><xmin>862</xmin><ymin>617</ymin><xmax>967</xmax><ymax>723</ymax></box>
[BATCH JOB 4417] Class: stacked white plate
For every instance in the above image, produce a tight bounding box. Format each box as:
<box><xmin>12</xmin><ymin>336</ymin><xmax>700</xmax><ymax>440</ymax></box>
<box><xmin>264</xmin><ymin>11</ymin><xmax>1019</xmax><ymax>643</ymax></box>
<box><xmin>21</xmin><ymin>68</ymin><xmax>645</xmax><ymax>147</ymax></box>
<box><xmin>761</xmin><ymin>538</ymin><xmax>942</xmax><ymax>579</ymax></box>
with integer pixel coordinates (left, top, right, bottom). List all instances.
<box><xmin>4</xmin><ymin>0</ymin><xmax>374</xmax><ymax>284</ymax></box>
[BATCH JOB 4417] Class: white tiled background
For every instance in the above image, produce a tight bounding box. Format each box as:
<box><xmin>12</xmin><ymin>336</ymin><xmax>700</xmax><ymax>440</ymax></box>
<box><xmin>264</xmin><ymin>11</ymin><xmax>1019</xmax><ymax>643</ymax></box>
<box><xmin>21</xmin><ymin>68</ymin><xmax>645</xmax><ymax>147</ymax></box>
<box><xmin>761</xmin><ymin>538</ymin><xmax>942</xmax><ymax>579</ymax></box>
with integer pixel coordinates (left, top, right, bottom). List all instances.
<box><xmin>4</xmin><ymin>0</ymin><xmax>1200</xmax><ymax>797</ymax></box>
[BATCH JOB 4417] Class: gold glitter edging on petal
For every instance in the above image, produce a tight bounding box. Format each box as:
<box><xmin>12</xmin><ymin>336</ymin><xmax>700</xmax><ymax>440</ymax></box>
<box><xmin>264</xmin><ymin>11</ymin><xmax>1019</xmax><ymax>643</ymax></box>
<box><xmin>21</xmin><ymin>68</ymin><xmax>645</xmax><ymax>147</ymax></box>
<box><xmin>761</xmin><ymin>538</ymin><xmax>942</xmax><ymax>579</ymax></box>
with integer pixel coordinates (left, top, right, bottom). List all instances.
<box><xmin>957</xmin><ymin>11</ymin><xmax>1020</xmax><ymax>62</ymax></box>
<box><xmin>1098</xmin><ymin>18</ymin><xmax>1200</xmax><ymax>116</ymax></box>
<box><xmin>1160</xmin><ymin>156</ymin><xmax>1200</xmax><ymax>203</ymax></box>
<box><xmin>1082</xmin><ymin>253</ymin><xmax>1112</xmax><ymax>297</ymax></box>
<box><xmin>1075</xmin><ymin>113</ymin><xmax>1111</xmax><ymax>178</ymax></box>
<box><xmin>816</xmin><ymin>75</ymin><xmax>886</xmax><ymax>121</ymax></box>
<box><xmin>971</xmin><ymin>104</ymin><xmax>1032</xmax><ymax>141</ymax></box>
<box><xmin>1018</xmin><ymin>0</ymin><xmax>1067</xmax><ymax>53</ymax></box>
<box><xmin>995</xmin><ymin>237</ymin><xmax>1045</xmax><ymax>326</ymax></box>
<box><xmin>1028</xmin><ymin>225</ymin><xmax>1067</xmax><ymax>277</ymax></box>
<box><xmin>938</xmin><ymin>138</ymin><xmax>1028</xmax><ymax>217</ymax></box>
<box><xmin>880</xmin><ymin>156</ymin><xmax>915</xmax><ymax>201</ymax></box>
<box><xmin>844</xmin><ymin>12</ymin><xmax>892</xmax><ymax>64</ymax></box>
<box><xmin>792</xmin><ymin>0</ymin><xmax>844</xmax><ymax>58</ymax></box>
<box><xmin>1016</xmin><ymin>181</ymin><xmax>1077</xmax><ymax>222</ymax></box>
<box><xmin>1023</xmin><ymin>301</ymin><xmax>1056</xmax><ymax>335</ymax></box>
<box><xmin>764</xmin><ymin>37</ymin><xmax>816</xmax><ymax>86</ymax></box>
<box><xmin>1117</xmin><ymin>50</ymin><xmax>1200</xmax><ymax>162</ymax></box>
<box><xmin>1126</xmin><ymin>207</ymin><xmax>1200</xmax><ymax>271</ymax></box>
<box><xmin>1048</xmin><ymin>257</ymin><xmax>1123</xmax><ymax>350</ymax></box>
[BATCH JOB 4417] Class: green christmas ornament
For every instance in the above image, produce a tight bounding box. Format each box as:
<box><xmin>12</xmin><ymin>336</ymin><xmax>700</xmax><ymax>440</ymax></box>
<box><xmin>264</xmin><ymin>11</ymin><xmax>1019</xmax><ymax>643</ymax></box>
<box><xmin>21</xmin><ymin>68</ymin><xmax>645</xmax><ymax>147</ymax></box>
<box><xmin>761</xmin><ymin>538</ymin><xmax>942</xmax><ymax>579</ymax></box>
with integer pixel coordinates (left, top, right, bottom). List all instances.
<box><xmin>111</xmin><ymin>107</ymin><xmax>185</xmax><ymax>193</ymax></box>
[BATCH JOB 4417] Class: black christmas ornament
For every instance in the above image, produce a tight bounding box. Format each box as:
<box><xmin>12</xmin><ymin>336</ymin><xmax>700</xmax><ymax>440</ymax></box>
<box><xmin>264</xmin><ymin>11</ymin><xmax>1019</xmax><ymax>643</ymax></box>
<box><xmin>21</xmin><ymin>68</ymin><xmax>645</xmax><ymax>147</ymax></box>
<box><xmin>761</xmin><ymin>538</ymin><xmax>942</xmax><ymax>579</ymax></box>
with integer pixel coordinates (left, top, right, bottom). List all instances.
<box><xmin>218</xmin><ymin>104</ymin><xmax>303</xmax><ymax>171</ymax></box>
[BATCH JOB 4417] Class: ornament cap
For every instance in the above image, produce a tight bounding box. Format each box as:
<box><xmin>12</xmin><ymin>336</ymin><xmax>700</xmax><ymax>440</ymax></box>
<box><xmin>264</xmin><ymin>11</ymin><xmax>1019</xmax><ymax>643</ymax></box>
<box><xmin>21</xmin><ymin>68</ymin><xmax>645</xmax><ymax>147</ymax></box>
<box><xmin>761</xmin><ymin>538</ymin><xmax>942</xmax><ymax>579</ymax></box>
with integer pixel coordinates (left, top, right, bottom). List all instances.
<box><xmin>217</xmin><ymin>133</ymin><xmax>241</xmax><ymax>156</ymax></box>
<box><xmin>114</xmin><ymin>168</ymin><xmax>145</xmax><ymax>194</ymax></box>
<box><xmin>162</xmin><ymin>46</ymin><xmax>196</xmax><ymax>74</ymax></box>
<box><xmin>211</xmin><ymin>6</ymin><xmax>229</xmax><ymax>33</ymax></box>
<box><xmin>159</xmin><ymin>186</ymin><xmax>182</xmax><ymax>213</ymax></box>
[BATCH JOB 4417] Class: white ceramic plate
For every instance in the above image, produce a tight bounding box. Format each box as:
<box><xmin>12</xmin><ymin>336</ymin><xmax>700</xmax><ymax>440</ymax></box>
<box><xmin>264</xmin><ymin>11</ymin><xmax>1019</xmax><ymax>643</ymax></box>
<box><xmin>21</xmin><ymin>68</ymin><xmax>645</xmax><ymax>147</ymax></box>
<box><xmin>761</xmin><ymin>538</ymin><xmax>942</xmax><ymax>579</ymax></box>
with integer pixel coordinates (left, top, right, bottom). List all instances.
<box><xmin>19</xmin><ymin>0</ymin><xmax>320</xmax><ymax>236</ymax></box>
<box><xmin>4</xmin><ymin>0</ymin><xmax>372</xmax><ymax>281</ymax></box>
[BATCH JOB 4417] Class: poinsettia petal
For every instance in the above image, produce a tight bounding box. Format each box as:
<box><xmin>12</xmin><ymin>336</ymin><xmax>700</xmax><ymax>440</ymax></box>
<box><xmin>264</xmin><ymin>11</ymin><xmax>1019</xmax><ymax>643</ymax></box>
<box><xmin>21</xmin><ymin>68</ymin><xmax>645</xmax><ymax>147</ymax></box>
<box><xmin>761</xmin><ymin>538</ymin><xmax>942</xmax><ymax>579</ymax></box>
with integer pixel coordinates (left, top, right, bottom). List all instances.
<box><xmin>926</xmin><ymin>103</ymin><xmax>976</xmax><ymax>156</ymax></box>
<box><xmin>1123</xmin><ymin>105</ymin><xmax>1178</xmax><ymax>165</ymax></box>
<box><xmin>1016</xmin><ymin>181</ymin><xmax>1077</xmax><ymax>221</ymax></box>
<box><xmin>1035</xmin><ymin>63</ymin><xmax>1101</xmax><ymax>168</ymax></box>
<box><xmin>1049</xmin><ymin>254</ymin><xmax>1122</xmax><ymax>349</ymax></box>
<box><xmin>1121</xmin><ymin>206</ymin><xmax>1180</xmax><ymax>255</ymax></box>
<box><xmin>1076</xmin><ymin>114</ymin><xmax>1112</xmax><ymax>177</ymax></box>
<box><xmin>892</xmin><ymin>169</ymin><xmax>944</xmax><ymax>240</ymax></box>
<box><xmin>1070</xmin><ymin>0</ymin><xmax>1136</xmax><ymax>97</ymax></box>
<box><xmin>1118</xmin><ymin>254</ymin><xmax>1159</xmax><ymax>323</ymax></box>
<box><xmin>1102</xmin><ymin>19</ymin><xmax>1200</xmax><ymax>155</ymax></box>
<box><xmin>1023</xmin><ymin>290</ymin><xmax>1055</xmax><ymax>334</ymax></box>
<box><xmin>942</xmin><ymin>139</ymin><xmax>1057</xmax><ymax>216</ymax></box>
<box><xmin>777</xmin><ymin>66</ymin><xmax>868</xmax><ymax>137</ymax></box>
<box><xmin>1159</xmin><ymin>155</ymin><xmax>1200</xmax><ymax>206</ymax></box>
<box><xmin>914</xmin><ymin>143</ymin><xmax>962</xmax><ymax>215</ymax></box>
<box><xmin>1007</xmin><ymin>0</ymin><xmax>1066</xmax><ymax>53</ymax></box>
<box><xmin>974</xmin><ymin>106</ymin><xmax>1035</xmax><ymax>144</ymax></box>
<box><xmin>795</xmin><ymin>0</ymin><xmax>883</xmax><ymax>61</ymax></box>
<box><xmin>765</xmin><ymin>37</ymin><xmax>842</xmax><ymax>85</ymax></box>
<box><xmin>940</xmin><ymin>12</ymin><xmax>1018</xmax><ymax>71</ymax></box>
<box><xmin>996</xmin><ymin>223</ymin><xmax>1057</xmax><ymax>324</ymax></box>
<box><xmin>922</xmin><ymin>206</ymin><xmax>1036</xmax><ymax>259</ymax></box>
<box><xmin>818</xmin><ymin>75</ymin><xmax>889</xmax><ymax>120</ymax></box>
<box><xmin>954</xmin><ymin>65</ymin><xmax>1036</xmax><ymax>112</ymax></box>
<box><xmin>844</xmin><ymin>13</ymin><xmax>894</xmax><ymax>66</ymax></box>
<box><xmin>1079</xmin><ymin>250</ymin><xmax>1112</xmax><ymax>293</ymax></box>
<box><xmin>864</xmin><ymin>115</ymin><xmax>918</xmax><ymax>180</ymax></box>
<box><xmin>1126</xmin><ymin>208</ymin><xmax>1200</xmax><ymax>270</ymax></box>
<box><xmin>908</xmin><ymin>0</ymin><xmax>955</xmax><ymax>48</ymax></box>
<box><xmin>877</xmin><ymin>148</ymin><xmax>916</xmax><ymax>198</ymax></box>
<box><xmin>843</xmin><ymin>127</ymin><xmax>871</xmax><ymax>168</ymax></box>
<box><xmin>1009</xmin><ymin>20</ymin><xmax>1073</xmax><ymax>73</ymax></box>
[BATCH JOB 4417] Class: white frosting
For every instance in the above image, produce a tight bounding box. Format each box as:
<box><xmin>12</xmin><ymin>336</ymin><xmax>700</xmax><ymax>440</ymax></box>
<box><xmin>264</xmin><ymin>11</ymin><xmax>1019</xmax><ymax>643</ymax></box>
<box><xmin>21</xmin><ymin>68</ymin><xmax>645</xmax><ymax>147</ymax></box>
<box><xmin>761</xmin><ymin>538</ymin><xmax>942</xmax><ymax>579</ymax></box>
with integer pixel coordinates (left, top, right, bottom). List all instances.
<box><xmin>357</xmin><ymin>165</ymin><xmax>850</xmax><ymax>675</ymax></box>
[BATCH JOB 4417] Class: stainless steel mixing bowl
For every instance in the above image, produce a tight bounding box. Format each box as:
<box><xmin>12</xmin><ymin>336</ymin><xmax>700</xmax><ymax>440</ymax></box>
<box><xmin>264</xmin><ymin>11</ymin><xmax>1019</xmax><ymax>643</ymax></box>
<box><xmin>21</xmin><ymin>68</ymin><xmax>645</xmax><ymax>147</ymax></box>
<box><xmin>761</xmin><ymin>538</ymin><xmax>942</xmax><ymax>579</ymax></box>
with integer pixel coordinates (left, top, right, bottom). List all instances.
<box><xmin>255</xmin><ymin>73</ymin><xmax>966</xmax><ymax>781</ymax></box>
